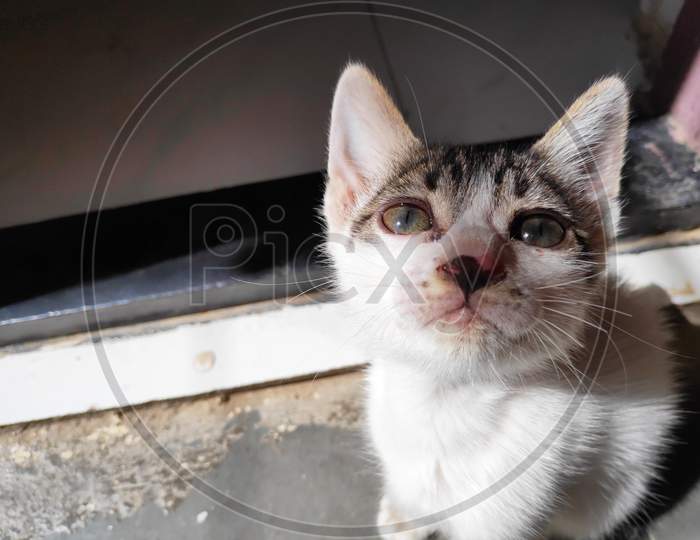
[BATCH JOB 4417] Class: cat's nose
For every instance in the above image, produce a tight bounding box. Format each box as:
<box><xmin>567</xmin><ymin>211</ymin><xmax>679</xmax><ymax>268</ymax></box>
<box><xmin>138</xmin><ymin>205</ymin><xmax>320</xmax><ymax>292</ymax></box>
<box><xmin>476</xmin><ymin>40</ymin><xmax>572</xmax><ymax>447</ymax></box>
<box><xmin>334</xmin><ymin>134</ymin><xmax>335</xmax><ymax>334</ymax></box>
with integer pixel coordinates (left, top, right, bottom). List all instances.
<box><xmin>438</xmin><ymin>255</ymin><xmax>506</xmax><ymax>297</ymax></box>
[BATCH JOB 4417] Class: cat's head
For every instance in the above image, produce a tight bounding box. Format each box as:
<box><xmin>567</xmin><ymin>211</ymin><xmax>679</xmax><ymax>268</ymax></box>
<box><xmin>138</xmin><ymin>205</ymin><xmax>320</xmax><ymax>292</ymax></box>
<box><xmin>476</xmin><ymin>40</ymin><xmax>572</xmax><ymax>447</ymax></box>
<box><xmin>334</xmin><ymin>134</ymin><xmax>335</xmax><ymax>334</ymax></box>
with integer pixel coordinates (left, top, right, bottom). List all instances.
<box><xmin>323</xmin><ymin>63</ymin><xmax>628</xmax><ymax>380</ymax></box>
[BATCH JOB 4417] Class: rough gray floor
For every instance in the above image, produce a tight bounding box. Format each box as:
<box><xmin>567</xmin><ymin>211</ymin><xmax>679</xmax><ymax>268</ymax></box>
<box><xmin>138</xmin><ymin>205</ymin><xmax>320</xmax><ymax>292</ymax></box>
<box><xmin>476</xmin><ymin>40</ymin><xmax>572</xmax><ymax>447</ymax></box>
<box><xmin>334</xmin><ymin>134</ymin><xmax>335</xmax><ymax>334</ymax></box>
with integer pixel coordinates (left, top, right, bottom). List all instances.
<box><xmin>4</xmin><ymin>307</ymin><xmax>700</xmax><ymax>539</ymax></box>
<box><xmin>1</xmin><ymin>372</ymin><xmax>381</xmax><ymax>540</ymax></box>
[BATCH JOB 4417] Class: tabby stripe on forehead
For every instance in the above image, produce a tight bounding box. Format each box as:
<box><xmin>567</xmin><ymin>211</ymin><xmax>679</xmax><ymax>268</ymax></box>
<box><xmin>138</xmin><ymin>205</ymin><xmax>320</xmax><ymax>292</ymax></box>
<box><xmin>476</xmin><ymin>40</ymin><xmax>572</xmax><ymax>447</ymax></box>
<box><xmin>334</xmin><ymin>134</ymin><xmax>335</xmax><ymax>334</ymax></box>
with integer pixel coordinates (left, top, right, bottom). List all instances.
<box><xmin>424</xmin><ymin>168</ymin><xmax>440</xmax><ymax>190</ymax></box>
<box><xmin>451</xmin><ymin>150</ymin><xmax>470</xmax><ymax>184</ymax></box>
<box><xmin>396</xmin><ymin>154</ymin><xmax>431</xmax><ymax>181</ymax></box>
<box><xmin>449</xmin><ymin>158</ymin><xmax>464</xmax><ymax>185</ymax></box>
<box><xmin>441</xmin><ymin>147</ymin><xmax>464</xmax><ymax>185</ymax></box>
<box><xmin>514</xmin><ymin>170</ymin><xmax>531</xmax><ymax>198</ymax></box>
<box><xmin>539</xmin><ymin>172</ymin><xmax>573</xmax><ymax>210</ymax></box>
<box><xmin>493</xmin><ymin>165</ymin><xmax>506</xmax><ymax>188</ymax></box>
<box><xmin>493</xmin><ymin>163</ymin><xmax>508</xmax><ymax>198</ymax></box>
<box><xmin>442</xmin><ymin>146</ymin><xmax>459</xmax><ymax>164</ymax></box>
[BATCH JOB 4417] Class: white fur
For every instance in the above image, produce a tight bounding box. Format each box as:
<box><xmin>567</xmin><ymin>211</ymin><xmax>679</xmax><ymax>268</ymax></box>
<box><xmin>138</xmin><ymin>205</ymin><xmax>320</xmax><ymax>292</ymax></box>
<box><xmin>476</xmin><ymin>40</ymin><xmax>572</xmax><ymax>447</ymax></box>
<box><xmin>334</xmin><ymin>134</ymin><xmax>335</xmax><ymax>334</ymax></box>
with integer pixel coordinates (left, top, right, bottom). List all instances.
<box><xmin>367</xmin><ymin>283</ymin><xmax>678</xmax><ymax>539</ymax></box>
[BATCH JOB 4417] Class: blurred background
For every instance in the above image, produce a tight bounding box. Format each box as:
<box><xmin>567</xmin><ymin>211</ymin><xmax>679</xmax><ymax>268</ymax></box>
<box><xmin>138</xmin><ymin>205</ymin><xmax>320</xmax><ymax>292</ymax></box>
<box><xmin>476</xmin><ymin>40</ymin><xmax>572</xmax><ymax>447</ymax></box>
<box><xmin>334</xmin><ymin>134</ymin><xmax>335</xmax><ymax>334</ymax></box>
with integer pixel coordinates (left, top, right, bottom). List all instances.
<box><xmin>1</xmin><ymin>1</ymin><xmax>699</xmax><ymax>538</ymax></box>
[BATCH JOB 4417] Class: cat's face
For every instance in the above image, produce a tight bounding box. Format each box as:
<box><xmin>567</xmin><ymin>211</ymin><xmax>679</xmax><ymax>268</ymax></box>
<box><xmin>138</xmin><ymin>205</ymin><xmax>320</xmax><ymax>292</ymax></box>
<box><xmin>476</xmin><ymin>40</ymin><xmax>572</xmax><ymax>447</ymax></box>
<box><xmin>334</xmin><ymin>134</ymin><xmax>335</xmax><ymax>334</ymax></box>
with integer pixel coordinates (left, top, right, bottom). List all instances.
<box><xmin>323</xmin><ymin>64</ymin><xmax>628</xmax><ymax>380</ymax></box>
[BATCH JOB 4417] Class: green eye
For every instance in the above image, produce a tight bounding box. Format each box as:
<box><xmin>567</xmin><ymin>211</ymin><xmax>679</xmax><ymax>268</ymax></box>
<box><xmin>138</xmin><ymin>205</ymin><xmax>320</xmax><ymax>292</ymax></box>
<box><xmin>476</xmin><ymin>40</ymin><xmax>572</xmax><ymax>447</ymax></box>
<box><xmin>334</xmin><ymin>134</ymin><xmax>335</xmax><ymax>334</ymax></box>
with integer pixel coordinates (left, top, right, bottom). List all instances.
<box><xmin>381</xmin><ymin>203</ymin><xmax>432</xmax><ymax>235</ymax></box>
<box><xmin>512</xmin><ymin>214</ymin><xmax>566</xmax><ymax>248</ymax></box>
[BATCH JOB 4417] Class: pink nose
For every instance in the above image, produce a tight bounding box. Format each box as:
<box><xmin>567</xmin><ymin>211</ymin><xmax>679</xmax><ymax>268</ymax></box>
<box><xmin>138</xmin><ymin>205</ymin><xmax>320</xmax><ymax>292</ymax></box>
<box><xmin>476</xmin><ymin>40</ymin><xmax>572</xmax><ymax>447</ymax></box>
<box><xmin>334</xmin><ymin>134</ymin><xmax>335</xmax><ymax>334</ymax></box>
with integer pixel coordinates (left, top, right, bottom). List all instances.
<box><xmin>439</xmin><ymin>255</ymin><xmax>506</xmax><ymax>297</ymax></box>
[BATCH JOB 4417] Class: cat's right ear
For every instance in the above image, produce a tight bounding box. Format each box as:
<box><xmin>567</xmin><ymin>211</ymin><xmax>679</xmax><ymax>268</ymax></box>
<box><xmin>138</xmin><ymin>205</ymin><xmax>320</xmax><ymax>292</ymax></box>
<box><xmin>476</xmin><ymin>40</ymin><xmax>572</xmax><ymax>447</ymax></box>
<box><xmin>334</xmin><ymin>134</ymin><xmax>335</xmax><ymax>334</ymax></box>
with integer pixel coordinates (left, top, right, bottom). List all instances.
<box><xmin>325</xmin><ymin>63</ymin><xmax>419</xmax><ymax>232</ymax></box>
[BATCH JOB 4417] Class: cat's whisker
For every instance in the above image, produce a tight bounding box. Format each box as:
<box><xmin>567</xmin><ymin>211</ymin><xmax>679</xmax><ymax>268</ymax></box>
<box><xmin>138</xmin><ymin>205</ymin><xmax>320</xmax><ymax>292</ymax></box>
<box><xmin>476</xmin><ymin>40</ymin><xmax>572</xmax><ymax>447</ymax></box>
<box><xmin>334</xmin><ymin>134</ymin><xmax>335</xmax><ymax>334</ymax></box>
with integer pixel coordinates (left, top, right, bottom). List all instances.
<box><xmin>545</xmin><ymin>304</ymin><xmax>695</xmax><ymax>362</ymax></box>
<box><xmin>538</xmin><ymin>325</ymin><xmax>603</xmax><ymax>391</ymax></box>
<box><xmin>228</xmin><ymin>274</ymin><xmax>333</xmax><ymax>287</ymax></box>
<box><xmin>280</xmin><ymin>280</ymin><xmax>337</xmax><ymax>303</ymax></box>
<box><xmin>540</xmin><ymin>297</ymin><xmax>632</xmax><ymax>317</ymax></box>
<box><xmin>540</xmin><ymin>318</ymin><xmax>585</xmax><ymax>349</ymax></box>
<box><xmin>542</xmin><ymin>306</ymin><xmax>611</xmax><ymax>335</ymax></box>
<box><xmin>608</xmin><ymin>324</ymin><xmax>696</xmax><ymax>361</ymax></box>
<box><xmin>561</xmin><ymin>360</ymin><xmax>592</xmax><ymax>391</ymax></box>
<box><xmin>605</xmin><ymin>330</ymin><xmax>630</xmax><ymax>393</ymax></box>
<box><xmin>535</xmin><ymin>270</ymin><xmax>606</xmax><ymax>290</ymax></box>
<box><xmin>572</xmin><ymin>259</ymin><xmax>613</xmax><ymax>267</ymax></box>
<box><xmin>528</xmin><ymin>328</ymin><xmax>574</xmax><ymax>390</ymax></box>
<box><xmin>346</xmin><ymin>303</ymin><xmax>398</xmax><ymax>343</ymax></box>
<box><xmin>542</xmin><ymin>332</ymin><xmax>592</xmax><ymax>390</ymax></box>
<box><xmin>535</xmin><ymin>324</ymin><xmax>573</xmax><ymax>363</ymax></box>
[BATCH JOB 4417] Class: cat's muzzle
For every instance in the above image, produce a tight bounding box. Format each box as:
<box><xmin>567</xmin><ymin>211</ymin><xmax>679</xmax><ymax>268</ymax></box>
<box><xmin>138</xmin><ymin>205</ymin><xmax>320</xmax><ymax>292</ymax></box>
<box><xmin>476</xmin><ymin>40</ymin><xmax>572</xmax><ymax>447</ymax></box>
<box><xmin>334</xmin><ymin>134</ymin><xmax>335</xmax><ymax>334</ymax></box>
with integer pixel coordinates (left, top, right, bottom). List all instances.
<box><xmin>438</xmin><ymin>255</ymin><xmax>506</xmax><ymax>299</ymax></box>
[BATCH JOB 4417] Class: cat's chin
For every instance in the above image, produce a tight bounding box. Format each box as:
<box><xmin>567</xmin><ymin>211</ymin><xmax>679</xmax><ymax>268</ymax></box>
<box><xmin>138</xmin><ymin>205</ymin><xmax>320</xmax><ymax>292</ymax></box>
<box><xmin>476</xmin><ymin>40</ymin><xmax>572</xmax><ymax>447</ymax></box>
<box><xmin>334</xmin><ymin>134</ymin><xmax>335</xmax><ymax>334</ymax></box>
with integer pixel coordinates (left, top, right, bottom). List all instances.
<box><xmin>422</xmin><ymin>300</ymin><xmax>464</xmax><ymax>323</ymax></box>
<box><xmin>427</xmin><ymin>304</ymin><xmax>476</xmax><ymax>333</ymax></box>
<box><xmin>421</xmin><ymin>292</ymin><xmax>512</xmax><ymax>338</ymax></box>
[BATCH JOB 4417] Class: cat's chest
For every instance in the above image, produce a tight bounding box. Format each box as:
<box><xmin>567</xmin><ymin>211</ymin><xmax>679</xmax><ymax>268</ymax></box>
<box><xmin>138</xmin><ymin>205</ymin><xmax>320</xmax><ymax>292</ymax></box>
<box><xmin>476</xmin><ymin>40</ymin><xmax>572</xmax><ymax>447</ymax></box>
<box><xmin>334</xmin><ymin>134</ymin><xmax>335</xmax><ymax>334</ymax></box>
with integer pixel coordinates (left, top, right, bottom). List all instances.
<box><xmin>366</xmin><ymin>361</ymin><xmax>566</xmax><ymax>467</ymax></box>
<box><xmin>365</xmin><ymin>360</ymin><xmax>576</xmax><ymax>511</ymax></box>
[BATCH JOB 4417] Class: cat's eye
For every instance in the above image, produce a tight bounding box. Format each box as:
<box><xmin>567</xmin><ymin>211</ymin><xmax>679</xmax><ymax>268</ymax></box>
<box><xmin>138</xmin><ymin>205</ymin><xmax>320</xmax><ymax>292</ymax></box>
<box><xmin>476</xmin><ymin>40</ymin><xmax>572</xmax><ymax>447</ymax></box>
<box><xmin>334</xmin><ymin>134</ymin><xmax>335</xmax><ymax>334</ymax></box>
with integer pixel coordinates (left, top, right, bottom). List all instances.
<box><xmin>381</xmin><ymin>203</ymin><xmax>432</xmax><ymax>235</ymax></box>
<box><xmin>511</xmin><ymin>214</ymin><xmax>566</xmax><ymax>248</ymax></box>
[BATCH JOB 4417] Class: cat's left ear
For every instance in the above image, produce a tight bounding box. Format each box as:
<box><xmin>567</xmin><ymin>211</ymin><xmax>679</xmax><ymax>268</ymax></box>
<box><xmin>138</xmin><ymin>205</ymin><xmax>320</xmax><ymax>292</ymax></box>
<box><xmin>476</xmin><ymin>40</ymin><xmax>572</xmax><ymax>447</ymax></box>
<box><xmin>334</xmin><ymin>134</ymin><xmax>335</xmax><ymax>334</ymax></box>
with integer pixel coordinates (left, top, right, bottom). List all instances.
<box><xmin>325</xmin><ymin>63</ymin><xmax>420</xmax><ymax>232</ymax></box>
<box><xmin>533</xmin><ymin>77</ymin><xmax>629</xmax><ymax>224</ymax></box>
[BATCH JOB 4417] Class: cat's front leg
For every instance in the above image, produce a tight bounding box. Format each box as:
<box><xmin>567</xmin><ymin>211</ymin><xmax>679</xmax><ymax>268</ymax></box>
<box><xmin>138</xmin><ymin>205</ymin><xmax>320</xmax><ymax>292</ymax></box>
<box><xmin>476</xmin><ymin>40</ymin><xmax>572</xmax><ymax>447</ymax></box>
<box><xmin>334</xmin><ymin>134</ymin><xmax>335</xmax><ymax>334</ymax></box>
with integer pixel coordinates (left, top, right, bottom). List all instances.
<box><xmin>376</xmin><ymin>495</ymin><xmax>443</xmax><ymax>540</ymax></box>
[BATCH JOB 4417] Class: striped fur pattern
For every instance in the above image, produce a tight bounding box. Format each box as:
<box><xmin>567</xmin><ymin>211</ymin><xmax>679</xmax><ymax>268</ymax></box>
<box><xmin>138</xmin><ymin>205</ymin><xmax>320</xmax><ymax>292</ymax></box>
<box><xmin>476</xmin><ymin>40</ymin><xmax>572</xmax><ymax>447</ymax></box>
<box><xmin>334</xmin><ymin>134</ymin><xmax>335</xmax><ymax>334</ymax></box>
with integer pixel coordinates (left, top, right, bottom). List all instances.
<box><xmin>347</xmin><ymin>143</ymin><xmax>603</xmax><ymax>253</ymax></box>
<box><xmin>322</xmin><ymin>64</ymin><xmax>685</xmax><ymax>539</ymax></box>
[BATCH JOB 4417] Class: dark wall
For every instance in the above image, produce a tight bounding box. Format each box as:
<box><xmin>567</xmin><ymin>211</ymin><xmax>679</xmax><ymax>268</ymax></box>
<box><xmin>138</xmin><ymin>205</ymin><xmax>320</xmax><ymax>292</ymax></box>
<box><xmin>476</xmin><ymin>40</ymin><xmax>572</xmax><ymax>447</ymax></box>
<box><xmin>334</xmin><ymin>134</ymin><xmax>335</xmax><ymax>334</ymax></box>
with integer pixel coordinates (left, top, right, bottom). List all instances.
<box><xmin>2</xmin><ymin>0</ymin><xmax>645</xmax><ymax>229</ymax></box>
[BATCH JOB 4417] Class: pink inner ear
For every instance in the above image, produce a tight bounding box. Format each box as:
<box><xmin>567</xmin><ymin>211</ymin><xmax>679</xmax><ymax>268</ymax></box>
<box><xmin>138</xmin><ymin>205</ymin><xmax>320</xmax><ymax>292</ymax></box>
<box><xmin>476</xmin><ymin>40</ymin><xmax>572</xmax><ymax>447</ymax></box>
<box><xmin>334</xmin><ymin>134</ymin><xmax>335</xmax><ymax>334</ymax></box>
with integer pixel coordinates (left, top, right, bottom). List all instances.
<box><xmin>324</xmin><ymin>64</ymin><xmax>420</xmax><ymax>231</ymax></box>
<box><xmin>324</xmin><ymin>170</ymin><xmax>358</xmax><ymax>231</ymax></box>
<box><xmin>327</xmin><ymin>137</ymin><xmax>366</xmax><ymax>216</ymax></box>
<box><xmin>340</xmin><ymin>184</ymin><xmax>356</xmax><ymax>213</ymax></box>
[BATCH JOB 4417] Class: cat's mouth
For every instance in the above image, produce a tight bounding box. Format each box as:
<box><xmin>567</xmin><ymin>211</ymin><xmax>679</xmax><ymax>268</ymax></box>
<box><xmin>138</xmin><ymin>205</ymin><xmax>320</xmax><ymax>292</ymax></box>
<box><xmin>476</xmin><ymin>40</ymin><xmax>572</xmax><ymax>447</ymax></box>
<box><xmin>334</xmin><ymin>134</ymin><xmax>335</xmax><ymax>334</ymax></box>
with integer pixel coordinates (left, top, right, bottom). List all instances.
<box><xmin>424</xmin><ymin>302</ymin><xmax>475</xmax><ymax>330</ymax></box>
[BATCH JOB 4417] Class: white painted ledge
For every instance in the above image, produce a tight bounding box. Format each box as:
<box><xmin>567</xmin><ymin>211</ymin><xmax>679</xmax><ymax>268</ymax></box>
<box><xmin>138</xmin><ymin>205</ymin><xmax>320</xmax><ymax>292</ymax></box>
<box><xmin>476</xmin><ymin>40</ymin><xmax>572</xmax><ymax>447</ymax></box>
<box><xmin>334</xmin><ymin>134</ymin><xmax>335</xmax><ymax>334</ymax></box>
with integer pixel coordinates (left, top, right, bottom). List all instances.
<box><xmin>616</xmin><ymin>243</ymin><xmax>700</xmax><ymax>305</ymax></box>
<box><xmin>0</xmin><ymin>300</ymin><xmax>366</xmax><ymax>426</ymax></box>
<box><xmin>1</xmin><ymin>242</ymin><xmax>700</xmax><ymax>426</ymax></box>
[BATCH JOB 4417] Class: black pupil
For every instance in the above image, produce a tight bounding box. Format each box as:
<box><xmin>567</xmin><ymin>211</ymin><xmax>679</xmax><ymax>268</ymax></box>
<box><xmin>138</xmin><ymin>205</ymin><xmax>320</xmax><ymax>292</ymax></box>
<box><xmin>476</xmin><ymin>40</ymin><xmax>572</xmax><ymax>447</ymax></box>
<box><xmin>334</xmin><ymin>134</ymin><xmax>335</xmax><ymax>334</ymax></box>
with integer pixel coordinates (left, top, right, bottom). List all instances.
<box><xmin>395</xmin><ymin>207</ymin><xmax>416</xmax><ymax>231</ymax></box>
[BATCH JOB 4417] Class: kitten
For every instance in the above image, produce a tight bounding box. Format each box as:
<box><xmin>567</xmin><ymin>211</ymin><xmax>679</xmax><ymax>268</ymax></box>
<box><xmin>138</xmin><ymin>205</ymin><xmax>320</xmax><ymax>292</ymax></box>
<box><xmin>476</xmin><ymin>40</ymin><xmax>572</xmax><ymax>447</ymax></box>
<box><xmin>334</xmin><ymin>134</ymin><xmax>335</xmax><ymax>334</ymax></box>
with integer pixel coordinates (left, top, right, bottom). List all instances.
<box><xmin>322</xmin><ymin>64</ymin><xmax>700</xmax><ymax>540</ymax></box>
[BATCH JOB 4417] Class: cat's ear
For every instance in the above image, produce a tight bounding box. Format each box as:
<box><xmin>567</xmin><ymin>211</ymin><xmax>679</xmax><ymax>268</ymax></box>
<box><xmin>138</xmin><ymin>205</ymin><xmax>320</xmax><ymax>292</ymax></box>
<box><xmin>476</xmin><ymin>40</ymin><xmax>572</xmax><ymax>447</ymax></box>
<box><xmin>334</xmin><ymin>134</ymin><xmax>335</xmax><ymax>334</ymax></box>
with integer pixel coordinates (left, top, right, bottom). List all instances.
<box><xmin>533</xmin><ymin>77</ymin><xmax>629</xmax><ymax>219</ymax></box>
<box><xmin>325</xmin><ymin>63</ymin><xmax>419</xmax><ymax>231</ymax></box>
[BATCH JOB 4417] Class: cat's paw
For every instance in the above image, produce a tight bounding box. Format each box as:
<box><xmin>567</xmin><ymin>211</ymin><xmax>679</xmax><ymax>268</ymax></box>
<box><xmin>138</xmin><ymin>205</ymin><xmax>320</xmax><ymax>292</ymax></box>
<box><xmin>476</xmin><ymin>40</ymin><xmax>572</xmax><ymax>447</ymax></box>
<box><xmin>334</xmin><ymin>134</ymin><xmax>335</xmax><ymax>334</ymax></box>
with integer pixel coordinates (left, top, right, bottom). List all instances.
<box><xmin>376</xmin><ymin>496</ymin><xmax>441</xmax><ymax>540</ymax></box>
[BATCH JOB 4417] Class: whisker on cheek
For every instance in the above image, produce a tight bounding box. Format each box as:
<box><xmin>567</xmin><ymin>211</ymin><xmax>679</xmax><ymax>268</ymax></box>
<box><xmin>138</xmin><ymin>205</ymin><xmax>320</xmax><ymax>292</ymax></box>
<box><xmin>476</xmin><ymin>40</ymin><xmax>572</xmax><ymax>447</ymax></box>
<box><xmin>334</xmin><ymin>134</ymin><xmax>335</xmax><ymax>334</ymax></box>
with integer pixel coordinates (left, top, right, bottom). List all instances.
<box><xmin>540</xmin><ymin>297</ymin><xmax>632</xmax><ymax>317</ymax></box>
<box><xmin>541</xmin><ymin>306</ymin><xmax>611</xmax><ymax>334</ymax></box>
<box><xmin>535</xmin><ymin>270</ymin><xmax>606</xmax><ymax>290</ymax></box>
<box><xmin>540</xmin><ymin>318</ymin><xmax>585</xmax><ymax>349</ymax></box>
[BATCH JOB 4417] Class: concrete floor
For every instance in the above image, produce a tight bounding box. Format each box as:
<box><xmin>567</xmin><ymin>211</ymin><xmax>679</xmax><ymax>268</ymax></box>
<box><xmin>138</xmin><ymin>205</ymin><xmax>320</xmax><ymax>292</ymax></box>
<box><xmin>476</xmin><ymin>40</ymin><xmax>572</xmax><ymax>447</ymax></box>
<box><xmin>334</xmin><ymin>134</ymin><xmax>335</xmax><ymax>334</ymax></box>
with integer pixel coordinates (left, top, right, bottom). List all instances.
<box><xmin>1</xmin><ymin>372</ymin><xmax>381</xmax><ymax>540</ymax></box>
<box><xmin>4</xmin><ymin>307</ymin><xmax>700</xmax><ymax>540</ymax></box>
